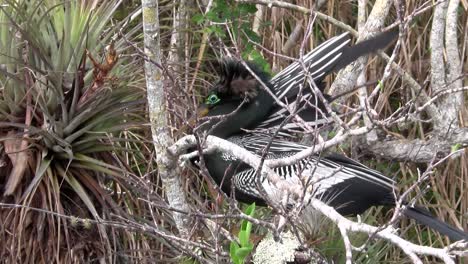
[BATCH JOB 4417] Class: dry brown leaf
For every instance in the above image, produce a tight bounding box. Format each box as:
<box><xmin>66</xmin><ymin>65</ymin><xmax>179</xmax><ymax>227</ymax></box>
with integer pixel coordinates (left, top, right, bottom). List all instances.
<box><xmin>4</xmin><ymin>131</ymin><xmax>30</xmax><ymax>195</ymax></box>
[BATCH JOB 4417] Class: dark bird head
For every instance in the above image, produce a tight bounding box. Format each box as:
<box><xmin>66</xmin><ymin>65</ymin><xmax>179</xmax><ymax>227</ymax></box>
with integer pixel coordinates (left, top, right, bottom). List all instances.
<box><xmin>192</xmin><ymin>59</ymin><xmax>275</xmax><ymax>138</ymax></box>
<box><xmin>209</xmin><ymin>59</ymin><xmax>270</xmax><ymax>101</ymax></box>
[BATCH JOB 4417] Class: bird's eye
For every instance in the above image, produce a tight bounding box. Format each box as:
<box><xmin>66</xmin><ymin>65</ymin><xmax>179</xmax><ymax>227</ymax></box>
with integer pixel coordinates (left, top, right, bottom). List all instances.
<box><xmin>205</xmin><ymin>94</ymin><xmax>221</xmax><ymax>105</ymax></box>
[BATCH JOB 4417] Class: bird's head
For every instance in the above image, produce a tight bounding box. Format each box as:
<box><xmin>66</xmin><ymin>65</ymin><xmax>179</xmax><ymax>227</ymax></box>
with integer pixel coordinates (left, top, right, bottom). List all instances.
<box><xmin>190</xmin><ymin>59</ymin><xmax>275</xmax><ymax>138</ymax></box>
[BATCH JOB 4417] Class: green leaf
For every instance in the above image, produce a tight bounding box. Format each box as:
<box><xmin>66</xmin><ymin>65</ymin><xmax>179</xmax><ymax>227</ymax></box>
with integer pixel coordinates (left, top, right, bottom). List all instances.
<box><xmin>242</xmin><ymin>26</ymin><xmax>261</xmax><ymax>43</ymax></box>
<box><xmin>230</xmin><ymin>241</ymin><xmax>240</xmax><ymax>252</ymax></box>
<box><xmin>20</xmin><ymin>158</ymin><xmax>52</xmax><ymax>201</ymax></box>
<box><xmin>240</xmin><ymin>216</ymin><xmax>251</xmax><ymax>231</ymax></box>
<box><xmin>235</xmin><ymin>246</ymin><xmax>253</xmax><ymax>260</ymax></box>
<box><xmin>205</xmin><ymin>11</ymin><xmax>217</xmax><ymax>21</ymax></box>
<box><xmin>245</xmin><ymin>203</ymin><xmax>256</xmax><ymax>216</ymax></box>
<box><xmin>245</xmin><ymin>220</ymin><xmax>252</xmax><ymax>235</ymax></box>
<box><xmin>378</xmin><ymin>80</ymin><xmax>384</xmax><ymax>91</ymax></box>
<box><xmin>192</xmin><ymin>14</ymin><xmax>204</xmax><ymax>24</ymax></box>
<box><xmin>205</xmin><ymin>25</ymin><xmax>225</xmax><ymax>37</ymax></box>
<box><xmin>451</xmin><ymin>143</ymin><xmax>461</xmax><ymax>152</ymax></box>
<box><xmin>238</xmin><ymin>3</ymin><xmax>257</xmax><ymax>14</ymax></box>
<box><xmin>230</xmin><ymin>203</ymin><xmax>256</xmax><ymax>263</ymax></box>
<box><xmin>239</xmin><ymin>230</ymin><xmax>250</xmax><ymax>246</ymax></box>
<box><xmin>214</xmin><ymin>0</ymin><xmax>228</xmax><ymax>12</ymax></box>
<box><xmin>230</xmin><ymin>242</ymin><xmax>240</xmax><ymax>264</ymax></box>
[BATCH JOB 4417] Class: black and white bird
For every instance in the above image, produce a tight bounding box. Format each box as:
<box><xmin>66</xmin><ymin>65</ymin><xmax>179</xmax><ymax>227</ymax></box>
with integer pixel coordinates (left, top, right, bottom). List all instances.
<box><xmin>191</xmin><ymin>30</ymin><xmax>468</xmax><ymax>242</ymax></box>
<box><xmin>255</xmin><ymin>29</ymin><xmax>400</xmax><ymax>135</ymax></box>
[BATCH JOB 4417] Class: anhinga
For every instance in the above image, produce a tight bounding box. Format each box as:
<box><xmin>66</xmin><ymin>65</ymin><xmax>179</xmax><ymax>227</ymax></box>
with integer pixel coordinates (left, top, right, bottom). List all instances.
<box><xmin>191</xmin><ymin>30</ymin><xmax>468</xmax><ymax>241</ymax></box>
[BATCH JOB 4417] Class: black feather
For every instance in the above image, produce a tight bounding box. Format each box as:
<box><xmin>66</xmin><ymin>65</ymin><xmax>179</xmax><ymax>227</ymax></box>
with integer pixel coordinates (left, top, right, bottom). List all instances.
<box><xmin>256</xmin><ymin>29</ymin><xmax>398</xmax><ymax>133</ymax></box>
<box><xmin>333</xmin><ymin>28</ymin><xmax>398</xmax><ymax>71</ymax></box>
<box><xmin>193</xmin><ymin>32</ymin><xmax>468</xmax><ymax>242</ymax></box>
<box><xmin>211</xmin><ymin>59</ymin><xmax>272</xmax><ymax>99</ymax></box>
<box><xmin>404</xmin><ymin>206</ymin><xmax>468</xmax><ymax>242</ymax></box>
<box><xmin>202</xmin><ymin>59</ymin><xmax>275</xmax><ymax>139</ymax></box>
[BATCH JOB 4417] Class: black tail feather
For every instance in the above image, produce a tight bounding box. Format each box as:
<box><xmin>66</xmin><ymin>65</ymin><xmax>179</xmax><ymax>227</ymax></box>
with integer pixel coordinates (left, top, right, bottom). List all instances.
<box><xmin>257</xmin><ymin>29</ymin><xmax>398</xmax><ymax>134</ymax></box>
<box><xmin>332</xmin><ymin>28</ymin><xmax>399</xmax><ymax>72</ymax></box>
<box><xmin>404</xmin><ymin>206</ymin><xmax>468</xmax><ymax>242</ymax></box>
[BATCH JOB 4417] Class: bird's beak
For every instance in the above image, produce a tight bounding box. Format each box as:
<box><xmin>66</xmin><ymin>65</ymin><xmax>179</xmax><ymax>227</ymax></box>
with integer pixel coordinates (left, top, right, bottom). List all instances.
<box><xmin>192</xmin><ymin>104</ymin><xmax>211</xmax><ymax>122</ymax></box>
<box><xmin>176</xmin><ymin>104</ymin><xmax>210</xmax><ymax>137</ymax></box>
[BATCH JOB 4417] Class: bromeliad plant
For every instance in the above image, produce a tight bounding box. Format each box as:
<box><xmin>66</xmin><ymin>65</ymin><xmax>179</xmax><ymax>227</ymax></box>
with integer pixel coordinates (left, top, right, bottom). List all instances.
<box><xmin>230</xmin><ymin>203</ymin><xmax>256</xmax><ymax>264</ymax></box>
<box><xmin>0</xmin><ymin>0</ymin><xmax>146</xmax><ymax>262</ymax></box>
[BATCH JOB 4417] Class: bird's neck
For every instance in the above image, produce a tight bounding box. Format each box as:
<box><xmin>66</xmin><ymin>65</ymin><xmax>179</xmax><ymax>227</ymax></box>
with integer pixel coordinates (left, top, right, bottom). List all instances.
<box><xmin>208</xmin><ymin>89</ymin><xmax>275</xmax><ymax>139</ymax></box>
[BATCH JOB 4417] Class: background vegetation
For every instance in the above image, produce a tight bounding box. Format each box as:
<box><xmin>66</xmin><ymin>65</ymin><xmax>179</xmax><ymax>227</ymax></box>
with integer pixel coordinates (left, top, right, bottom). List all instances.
<box><xmin>0</xmin><ymin>0</ymin><xmax>466</xmax><ymax>263</ymax></box>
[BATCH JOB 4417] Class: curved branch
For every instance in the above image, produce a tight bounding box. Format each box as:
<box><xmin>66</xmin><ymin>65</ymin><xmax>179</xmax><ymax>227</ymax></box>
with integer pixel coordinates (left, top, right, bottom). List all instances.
<box><xmin>309</xmin><ymin>199</ymin><xmax>466</xmax><ymax>264</ymax></box>
<box><xmin>361</xmin><ymin>127</ymin><xmax>468</xmax><ymax>163</ymax></box>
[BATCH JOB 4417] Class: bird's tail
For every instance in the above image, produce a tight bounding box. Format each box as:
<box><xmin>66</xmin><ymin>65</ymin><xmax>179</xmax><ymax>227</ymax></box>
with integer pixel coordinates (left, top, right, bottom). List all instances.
<box><xmin>256</xmin><ymin>29</ymin><xmax>399</xmax><ymax>134</ymax></box>
<box><xmin>332</xmin><ymin>28</ymin><xmax>398</xmax><ymax>71</ymax></box>
<box><xmin>403</xmin><ymin>206</ymin><xmax>468</xmax><ymax>242</ymax></box>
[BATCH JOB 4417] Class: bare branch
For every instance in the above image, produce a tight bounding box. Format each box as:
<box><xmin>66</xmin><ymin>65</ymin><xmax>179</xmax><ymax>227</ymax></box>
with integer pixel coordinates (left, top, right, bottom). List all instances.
<box><xmin>329</xmin><ymin>0</ymin><xmax>393</xmax><ymax>97</ymax></box>
<box><xmin>443</xmin><ymin>0</ymin><xmax>464</xmax><ymax>123</ymax></box>
<box><xmin>141</xmin><ymin>0</ymin><xmax>191</xmax><ymax>236</ymax></box>
<box><xmin>235</xmin><ymin>0</ymin><xmax>356</xmax><ymax>33</ymax></box>
<box><xmin>308</xmin><ymin>199</ymin><xmax>467</xmax><ymax>264</ymax></box>
<box><xmin>430</xmin><ymin>0</ymin><xmax>448</xmax><ymax>93</ymax></box>
<box><xmin>360</xmin><ymin>127</ymin><xmax>468</xmax><ymax>162</ymax></box>
<box><xmin>430</xmin><ymin>0</ymin><xmax>451</xmax><ymax>129</ymax></box>
<box><xmin>169</xmin><ymin>134</ymin><xmax>468</xmax><ymax>263</ymax></box>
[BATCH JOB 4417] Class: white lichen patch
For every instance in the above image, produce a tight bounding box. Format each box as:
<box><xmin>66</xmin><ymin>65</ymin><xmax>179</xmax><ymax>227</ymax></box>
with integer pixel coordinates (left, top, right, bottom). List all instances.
<box><xmin>253</xmin><ymin>231</ymin><xmax>300</xmax><ymax>264</ymax></box>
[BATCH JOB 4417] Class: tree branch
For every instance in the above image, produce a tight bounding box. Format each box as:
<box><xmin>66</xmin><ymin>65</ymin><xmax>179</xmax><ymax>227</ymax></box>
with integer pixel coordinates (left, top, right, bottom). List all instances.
<box><xmin>442</xmin><ymin>0</ymin><xmax>464</xmax><ymax>125</ymax></box>
<box><xmin>329</xmin><ymin>0</ymin><xmax>393</xmax><ymax>96</ymax></box>
<box><xmin>308</xmin><ymin>199</ymin><xmax>467</xmax><ymax>264</ymax></box>
<box><xmin>360</xmin><ymin>127</ymin><xmax>468</xmax><ymax>163</ymax></box>
<box><xmin>430</xmin><ymin>0</ymin><xmax>450</xmax><ymax>129</ymax></box>
<box><xmin>141</xmin><ymin>0</ymin><xmax>191</xmax><ymax>236</ymax></box>
<box><xmin>169</xmin><ymin>134</ymin><xmax>468</xmax><ymax>263</ymax></box>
